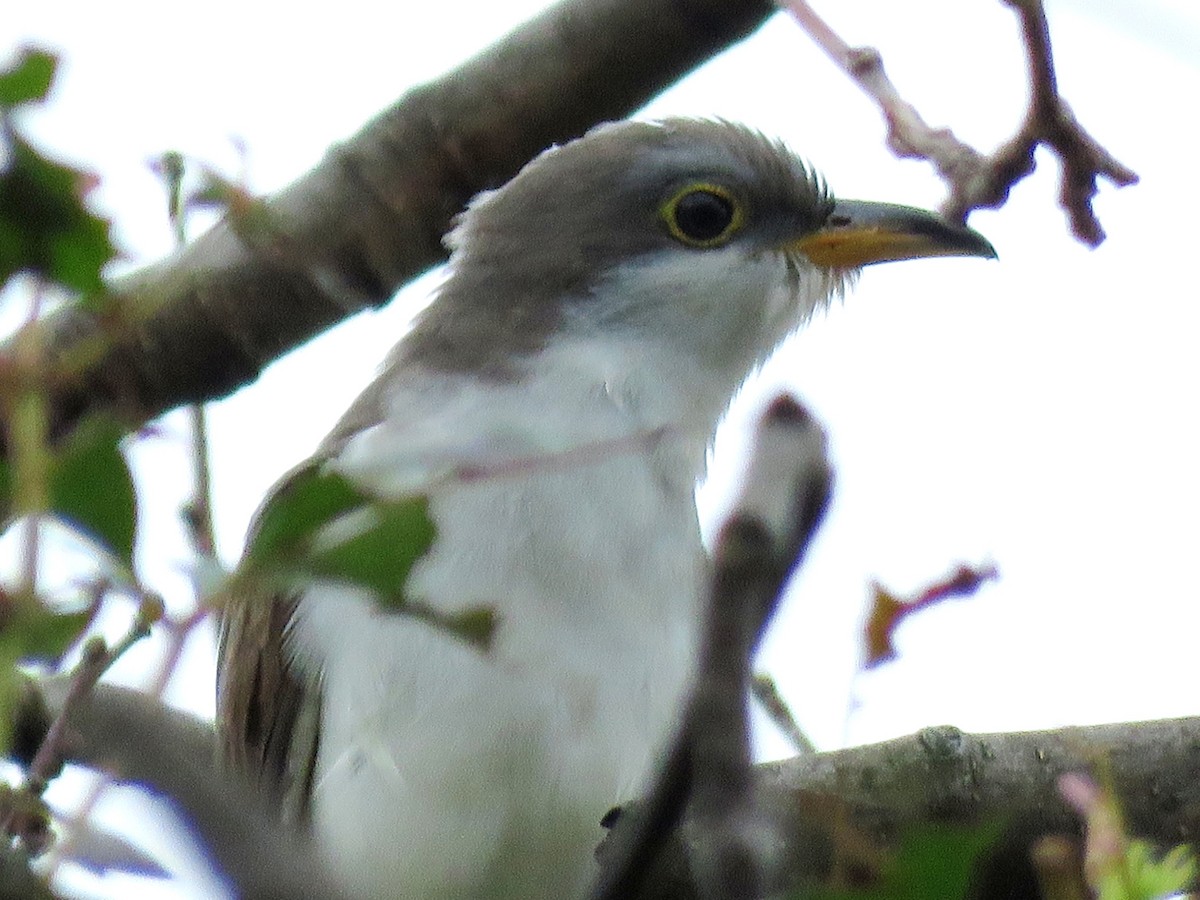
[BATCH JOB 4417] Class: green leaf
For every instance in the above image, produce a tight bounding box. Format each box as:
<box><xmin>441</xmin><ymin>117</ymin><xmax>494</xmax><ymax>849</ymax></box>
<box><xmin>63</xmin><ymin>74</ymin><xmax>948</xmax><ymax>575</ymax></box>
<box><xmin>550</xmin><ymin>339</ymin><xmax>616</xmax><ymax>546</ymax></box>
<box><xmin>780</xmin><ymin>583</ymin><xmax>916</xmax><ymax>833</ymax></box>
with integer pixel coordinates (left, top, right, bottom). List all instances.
<box><xmin>410</xmin><ymin>604</ymin><xmax>497</xmax><ymax>651</ymax></box>
<box><xmin>0</xmin><ymin>48</ymin><xmax>56</xmax><ymax>107</ymax></box>
<box><xmin>795</xmin><ymin>822</ymin><xmax>1002</xmax><ymax>900</ymax></box>
<box><xmin>12</xmin><ymin>608</ymin><xmax>90</xmax><ymax>662</ymax></box>
<box><xmin>1095</xmin><ymin>838</ymin><xmax>1197</xmax><ymax>900</ymax></box>
<box><xmin>50</xmin><ymin>419</ymin><xmax>137</xmax><ymax>568</ymax></box>
<box><xmin>881</xmin><ymin>823</ymin><xmax>1002</xmax><ymax>900</ymax></box>
<box><xmin>0</xmin><ymin>641</ymin><xmax>22</xmax><ymax>755</ymax></box>
<box><xmin>0</xmin><ymin>417</ymin><xmax>137</xmax><ymax>571</ymax></box>
<box><xmin>0</xmin><ymin>135</ymin><xmax>116</xmax><ymax>294</ymax></box>
<box><xmin>241</xmin><ymin>466</ymin><xmax>440</xmax><ymax>620</ymax></box>
<box><xmin>245</xmin><ymin>466</ymin><xmax>364</xmax><ymax>565</ymax></box>
<box><xmin>308</xmin><ymin>496</ymin><xmax>436</xmax><ymax>600</ymax></box>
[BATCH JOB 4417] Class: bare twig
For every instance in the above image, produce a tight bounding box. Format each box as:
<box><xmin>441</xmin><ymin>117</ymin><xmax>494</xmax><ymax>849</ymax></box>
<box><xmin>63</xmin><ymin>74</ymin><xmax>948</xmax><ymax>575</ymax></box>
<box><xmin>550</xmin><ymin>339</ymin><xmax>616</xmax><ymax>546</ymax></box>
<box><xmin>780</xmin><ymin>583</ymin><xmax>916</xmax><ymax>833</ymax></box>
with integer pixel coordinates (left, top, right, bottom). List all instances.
<box><xmin>23</xmin><ymin>679</ymin><xmax>339</xmax><ymax>899</ymax></box>
<box><xmin>24</xmin><ymin>642</ymin><xmax>103</xmax><ymax>797</ymax></box>
<box><xmin>41</xmin><ymin>596</ymin><xmax>206</xmax><ymax>879</ymax></box>
<box><xmin>36</xmin><ymin>592</ymin><xmax>162</xmax><ymax>876</ymax></box>
<box><xmin>976</xmin><ymin>0</ymin><xmax>1140</xmax><ymax>244</ymax></box>
<box><xmin>184</xmin><ymin>405</ymin><xmax>216</xmax><ymax>556</ymax></box>
<box><xmin>750</xmin><ymin>674</ymin><xmax>815</xmax><ymax>755</ymax></box>
<box><xmin>4</xmin><ymin>595</ymin><xmax>154</xmax><ymax>864</ymax></box>
<box><xmin>777</xmin><ymin>0</ymin><xmax>985</xmax><ymax>183</ymax></box>
<box><xmin>687</xmin><ymin>517</ymin><xmax>780</xmax><ymax>900</ymax></box>
<box><xmin>156</xmin><ymin>150</ymin><xmax>219</xmax><ymax>558</ymax></box>
<box><xmin>776</xmin><ymin>0</ymin><xmax>1138</xmax><ymax>246</ymax></box>
<box><xmin>24</xmin><ymin>611</ymin><xmax>154</xmax><ymax>796</ymax></box>
<box><xmin>450</xmin><ymin>426</ymin><xmax>674</xmax><ymax>483</ymax></box>
<box><xmin>686</xmin><ymin>398</ymin><xmax>832</xmax><ymax>900</ymax></box>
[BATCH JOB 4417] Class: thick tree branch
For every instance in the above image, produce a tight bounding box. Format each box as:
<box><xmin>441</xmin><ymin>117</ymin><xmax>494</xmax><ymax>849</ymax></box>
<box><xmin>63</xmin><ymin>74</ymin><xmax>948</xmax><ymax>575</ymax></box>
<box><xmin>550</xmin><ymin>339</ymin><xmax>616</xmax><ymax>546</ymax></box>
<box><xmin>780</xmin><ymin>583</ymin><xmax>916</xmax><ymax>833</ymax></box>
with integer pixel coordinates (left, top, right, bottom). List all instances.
<box><xmin>607</xmin><ymin>718</ymin><xmax>1200</xmax><ymax>900</ymax></box>
<box><xmin>14</xmin><ymin>0</ymin><xmax>773</xmax><ymax>445</ymax></box>
<box><xmin>761</xmin><ymin>718</ymin><xmax>1200</xmax><ymax>899</ymax></box>
<box><xmin>14</xmin><ymin>675</ymin><xmax>1200</xmax><ymax>899</ymax></box>
<box><xmin>6</xmin><ymin>0</ymin><xmax>1140</xmax><ymax>446</ymax></box>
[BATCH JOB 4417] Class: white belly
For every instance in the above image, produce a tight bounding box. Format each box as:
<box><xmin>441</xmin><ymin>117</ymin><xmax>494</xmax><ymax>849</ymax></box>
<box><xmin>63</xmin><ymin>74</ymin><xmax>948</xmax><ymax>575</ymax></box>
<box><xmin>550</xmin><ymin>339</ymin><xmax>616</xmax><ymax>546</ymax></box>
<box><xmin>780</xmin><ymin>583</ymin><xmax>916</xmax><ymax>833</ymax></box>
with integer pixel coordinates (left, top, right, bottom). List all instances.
<box><xmin>290</xmin><ymin>448</ymin><xmax>706</xmax><ymax>899</ymax></box>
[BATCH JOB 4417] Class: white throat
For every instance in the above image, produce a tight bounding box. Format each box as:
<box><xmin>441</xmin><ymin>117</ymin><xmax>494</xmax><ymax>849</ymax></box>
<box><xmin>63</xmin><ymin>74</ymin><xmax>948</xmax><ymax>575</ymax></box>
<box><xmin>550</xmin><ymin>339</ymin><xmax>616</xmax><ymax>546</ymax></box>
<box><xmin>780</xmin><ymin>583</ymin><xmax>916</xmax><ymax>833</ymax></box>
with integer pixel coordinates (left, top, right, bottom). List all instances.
<box><xmin>292</xmin><ymin>342</ymin><xmax>716</xmax><ymax>899</ymax></box>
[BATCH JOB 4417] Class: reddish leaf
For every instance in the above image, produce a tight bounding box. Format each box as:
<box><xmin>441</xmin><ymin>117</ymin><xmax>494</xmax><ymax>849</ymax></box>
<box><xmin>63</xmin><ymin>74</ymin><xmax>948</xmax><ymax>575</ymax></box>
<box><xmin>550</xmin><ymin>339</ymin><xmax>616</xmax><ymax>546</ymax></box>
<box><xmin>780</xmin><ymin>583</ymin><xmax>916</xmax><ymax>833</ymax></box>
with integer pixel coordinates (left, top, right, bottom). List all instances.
<box><xmin>863</xmin><ymin>563</ymin><xmax>998</xmax><ymax>668</ymax></box>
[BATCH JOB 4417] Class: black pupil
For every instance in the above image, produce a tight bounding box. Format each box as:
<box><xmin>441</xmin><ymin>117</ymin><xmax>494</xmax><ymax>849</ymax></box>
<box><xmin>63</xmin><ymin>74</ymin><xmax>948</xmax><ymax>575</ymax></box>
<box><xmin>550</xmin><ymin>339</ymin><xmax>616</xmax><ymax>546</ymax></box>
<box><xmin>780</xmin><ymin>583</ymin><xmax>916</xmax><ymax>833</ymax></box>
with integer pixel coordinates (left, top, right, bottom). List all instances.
<box><xmin>674</xmin><ymin>190</ymin><xmax>734</xmax><ymax>242</ymax></box>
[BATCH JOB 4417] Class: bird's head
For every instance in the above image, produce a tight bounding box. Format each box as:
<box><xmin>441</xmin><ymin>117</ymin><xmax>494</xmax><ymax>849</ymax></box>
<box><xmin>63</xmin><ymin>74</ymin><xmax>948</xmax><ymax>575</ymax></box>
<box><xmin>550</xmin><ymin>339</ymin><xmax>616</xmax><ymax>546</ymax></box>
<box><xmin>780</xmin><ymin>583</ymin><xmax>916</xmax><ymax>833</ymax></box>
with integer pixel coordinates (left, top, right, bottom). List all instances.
<box><xmin>406</xmin><ymin>119</ymin><xmax>994</xmax><ymax>385</ymax></box>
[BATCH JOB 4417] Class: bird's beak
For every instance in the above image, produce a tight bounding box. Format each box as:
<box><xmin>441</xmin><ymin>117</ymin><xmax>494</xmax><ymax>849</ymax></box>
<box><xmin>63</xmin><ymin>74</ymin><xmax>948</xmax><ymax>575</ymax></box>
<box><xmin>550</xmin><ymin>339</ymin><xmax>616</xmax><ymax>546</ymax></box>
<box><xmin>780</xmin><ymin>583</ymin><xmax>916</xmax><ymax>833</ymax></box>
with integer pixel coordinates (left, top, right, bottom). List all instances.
<box><xmin>789</xmin><ymin>200</ymin><xmax>996</xmax><ymax>268</ymax></box>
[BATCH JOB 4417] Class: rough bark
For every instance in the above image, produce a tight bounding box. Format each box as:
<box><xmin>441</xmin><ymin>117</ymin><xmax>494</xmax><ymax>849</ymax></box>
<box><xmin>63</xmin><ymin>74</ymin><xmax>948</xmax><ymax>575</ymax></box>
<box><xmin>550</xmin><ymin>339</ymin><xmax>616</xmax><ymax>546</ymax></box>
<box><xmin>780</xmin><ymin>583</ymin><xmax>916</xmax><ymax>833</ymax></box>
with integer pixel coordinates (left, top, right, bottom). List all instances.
<box><xmin>15</xmin><ymin>0</ymin><xmax>773</xmax><ymax>444</ymax></box>
<box><xmin>16</xmin><ymin>678</ymin><xmax>1200</xmax><ymax>899</ymax></box>
<box><xmin>616</xmin><ymin>719</ymin><xmax>1200</xmax><ymax>899</ymax></box>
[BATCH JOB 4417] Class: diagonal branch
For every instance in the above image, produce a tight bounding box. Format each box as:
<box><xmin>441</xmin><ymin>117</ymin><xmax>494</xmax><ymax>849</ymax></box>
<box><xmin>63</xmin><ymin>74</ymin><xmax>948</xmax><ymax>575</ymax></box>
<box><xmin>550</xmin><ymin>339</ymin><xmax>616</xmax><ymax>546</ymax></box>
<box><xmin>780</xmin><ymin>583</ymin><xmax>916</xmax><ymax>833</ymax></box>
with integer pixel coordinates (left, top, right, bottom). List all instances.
<box><xmin>15</xmin><ymin>678</ymin><xmax>339</xmax><ymax>899</ymax></box>
<box><xmin>8</xmin><ymin>0</ymin><xmax>774</xmax><ymax>448</ymax></box>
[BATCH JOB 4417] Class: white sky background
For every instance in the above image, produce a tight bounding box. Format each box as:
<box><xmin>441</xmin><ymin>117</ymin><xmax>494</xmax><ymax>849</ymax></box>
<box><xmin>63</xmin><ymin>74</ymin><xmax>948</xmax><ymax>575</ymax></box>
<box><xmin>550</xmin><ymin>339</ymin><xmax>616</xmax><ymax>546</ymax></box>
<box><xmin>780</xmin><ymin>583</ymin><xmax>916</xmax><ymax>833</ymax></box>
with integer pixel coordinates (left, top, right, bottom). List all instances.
<box><xmin>5</xmin><ymin>0</ymin><xmax>1200</xmax><ymax>897</ymax></box>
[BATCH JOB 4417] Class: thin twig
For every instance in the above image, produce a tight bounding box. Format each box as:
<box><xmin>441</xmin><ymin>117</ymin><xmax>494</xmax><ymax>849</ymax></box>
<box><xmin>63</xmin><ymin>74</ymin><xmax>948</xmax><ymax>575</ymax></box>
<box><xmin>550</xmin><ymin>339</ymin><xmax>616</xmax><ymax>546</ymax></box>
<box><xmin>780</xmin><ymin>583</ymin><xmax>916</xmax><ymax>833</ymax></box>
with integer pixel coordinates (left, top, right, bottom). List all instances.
<box><xmin>44</xmin><ymin>152</ymin><xmax>223</xmax><ymax>879</ymax></box>
<box><xmin>147</xmin><ymin>607</ymin><xmax>209</xmax><ymax>697</ymax></box>
<box><xmin>185</xmin><ymin>405</ymin><xmax>216</xmax><ymax>556</ymax></box>
<box><xmin>450</xmin><ymin>426</ymin><xmax>674</xmax><ymax>483</ymax></box>
<box><xmin>25</xmin><ymin>613</ymin><xmax>154</xmax><ymax>796</ymax></box>
<box><xmin>775</xmin><ymin>0</ymin><xmax>985</xmax><ymax>182</ymax></box>
<box><xmin>750</xmin><ymin>673</ymin><xmax>815</xmax><ymax>755</ymax></box>
<box><xmin>688</xmin><ymin>517</ymin><xmax>779</xmax><ymax>900</ymax></box>
<box><xmin>41</xmin><ymin>587</ymin><xmax>201</xmax><ymax>878</ymax></box>
<box><xmin>24</xmin><ymin>641</ymin><xmax>105</xmax><ymax>797</ymax></box>
<box><xmin>776</xmin><ymin>0</ymin><xmax>1139</xmax><ymax>246</ymax></box>
<box><xmin>687</xmin><ymin>398</ymin><xmax>833</xmax><ymax>900</ymax></box>
<box><xmin>987</xmin><ymin>0</ymin><xmax>1139</xmax><ymax>244</ymax></box>
<box><xmin>6</xmin><ymin>594</ymin><xmax>156</xmax><ymax>859</ymax></box>
<box><xmin>157</xmin><ymin>151</ymin><xmax>219</xmax><ymax>558</ymax></box>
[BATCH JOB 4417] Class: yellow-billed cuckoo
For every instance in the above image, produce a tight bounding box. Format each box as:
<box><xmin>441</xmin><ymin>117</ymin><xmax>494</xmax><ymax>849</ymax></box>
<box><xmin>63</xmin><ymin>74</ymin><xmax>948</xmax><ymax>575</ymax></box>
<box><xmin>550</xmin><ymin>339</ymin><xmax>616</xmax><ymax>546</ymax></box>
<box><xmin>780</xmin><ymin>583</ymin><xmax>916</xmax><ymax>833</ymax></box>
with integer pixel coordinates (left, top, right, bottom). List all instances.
<box><xmin>218</xmin><ymin>119</ymin><xmax>994</xmax><ymax>899</ymax></box>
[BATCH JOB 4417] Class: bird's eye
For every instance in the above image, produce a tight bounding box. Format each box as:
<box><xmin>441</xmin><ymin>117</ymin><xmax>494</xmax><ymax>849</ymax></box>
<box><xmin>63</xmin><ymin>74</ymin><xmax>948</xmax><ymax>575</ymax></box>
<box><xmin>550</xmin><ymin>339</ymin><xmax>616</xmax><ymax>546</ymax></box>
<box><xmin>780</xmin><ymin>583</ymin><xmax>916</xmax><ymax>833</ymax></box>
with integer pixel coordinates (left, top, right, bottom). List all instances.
<box><xmin>661</xmin><ymin>184</ymin><xmax>744</xmax><ymax>247</ymax></box>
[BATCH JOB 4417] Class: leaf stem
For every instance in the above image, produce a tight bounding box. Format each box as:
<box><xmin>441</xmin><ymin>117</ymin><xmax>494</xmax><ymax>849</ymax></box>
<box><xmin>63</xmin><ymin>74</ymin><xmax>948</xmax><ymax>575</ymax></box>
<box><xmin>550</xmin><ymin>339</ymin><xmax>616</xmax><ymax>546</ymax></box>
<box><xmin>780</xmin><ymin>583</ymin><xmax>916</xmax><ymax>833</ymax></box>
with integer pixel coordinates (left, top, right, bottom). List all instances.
<box><xmin>11</xmin><ymin>280</ymin><xmax>50</xmax><ymax>603</ymax></box>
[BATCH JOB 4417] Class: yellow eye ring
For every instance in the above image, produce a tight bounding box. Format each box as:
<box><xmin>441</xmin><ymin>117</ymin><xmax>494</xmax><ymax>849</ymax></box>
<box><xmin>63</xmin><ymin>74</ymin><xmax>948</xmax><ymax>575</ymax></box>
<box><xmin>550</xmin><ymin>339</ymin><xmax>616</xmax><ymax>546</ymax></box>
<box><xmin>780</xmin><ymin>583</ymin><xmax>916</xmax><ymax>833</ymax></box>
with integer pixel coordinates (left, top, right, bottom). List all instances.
<box><xmin>660</xmin><ymin>183</ymin><xmax>745</xmax><ymax>248</ymax></box>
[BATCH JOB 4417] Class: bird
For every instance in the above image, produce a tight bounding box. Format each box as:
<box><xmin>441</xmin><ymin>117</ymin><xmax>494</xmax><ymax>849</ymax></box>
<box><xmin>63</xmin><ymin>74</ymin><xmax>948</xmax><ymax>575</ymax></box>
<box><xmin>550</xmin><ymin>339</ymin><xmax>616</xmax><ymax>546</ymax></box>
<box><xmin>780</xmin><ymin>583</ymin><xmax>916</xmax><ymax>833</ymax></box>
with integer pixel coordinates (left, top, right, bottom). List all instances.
<box><xmin>217</xmin><ymin>118</ymin><xmax>994</xmax><ymax>900</ymax></box>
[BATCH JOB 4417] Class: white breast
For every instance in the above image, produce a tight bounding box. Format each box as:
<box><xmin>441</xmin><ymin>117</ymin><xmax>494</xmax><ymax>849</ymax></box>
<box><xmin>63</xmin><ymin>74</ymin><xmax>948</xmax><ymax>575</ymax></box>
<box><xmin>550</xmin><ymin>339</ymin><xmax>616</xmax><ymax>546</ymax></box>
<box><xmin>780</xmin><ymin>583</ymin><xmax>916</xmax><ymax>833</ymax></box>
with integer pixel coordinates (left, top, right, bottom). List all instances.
<box><xmin>289</xmin><ymin>341</ymin><xmax>714</xmax><ymax>900</ymax></box>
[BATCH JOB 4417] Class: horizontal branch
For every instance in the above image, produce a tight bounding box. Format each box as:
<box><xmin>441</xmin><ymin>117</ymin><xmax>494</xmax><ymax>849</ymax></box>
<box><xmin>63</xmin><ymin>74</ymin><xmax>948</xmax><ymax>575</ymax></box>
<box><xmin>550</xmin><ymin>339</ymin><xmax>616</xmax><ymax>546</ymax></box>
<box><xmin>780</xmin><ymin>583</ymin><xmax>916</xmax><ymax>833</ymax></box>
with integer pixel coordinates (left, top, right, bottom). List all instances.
<box><xmin>732</xmin><ymin>718</ymin><xmax>1200</xmax><ymax>900</ymax></box>
<box><xmin>15</xmin><ymin>675</ymin><xmax>1200</xmax><ymax>899</ymax></box>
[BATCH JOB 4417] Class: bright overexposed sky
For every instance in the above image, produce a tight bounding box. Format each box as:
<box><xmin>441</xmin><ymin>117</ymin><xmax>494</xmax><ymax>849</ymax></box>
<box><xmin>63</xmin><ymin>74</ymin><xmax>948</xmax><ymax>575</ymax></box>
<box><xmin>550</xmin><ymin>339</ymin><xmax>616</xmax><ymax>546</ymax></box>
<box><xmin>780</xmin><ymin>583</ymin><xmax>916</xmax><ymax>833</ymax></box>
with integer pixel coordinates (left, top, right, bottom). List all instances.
<box><xmin>6</xmin><ymin>1</ymin><xmax>1200</xmax><ymax>897</ymax></box>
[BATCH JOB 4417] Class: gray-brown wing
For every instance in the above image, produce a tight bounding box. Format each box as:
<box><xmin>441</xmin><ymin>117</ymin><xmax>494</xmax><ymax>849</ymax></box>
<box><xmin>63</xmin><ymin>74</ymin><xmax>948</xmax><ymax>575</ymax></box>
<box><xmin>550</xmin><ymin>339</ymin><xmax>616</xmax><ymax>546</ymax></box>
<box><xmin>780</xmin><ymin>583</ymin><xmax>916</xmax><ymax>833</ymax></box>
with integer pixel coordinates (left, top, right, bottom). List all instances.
<box><xmin>217</xmin><ymin>365</ymin><xmax>393</xmax><ymax>821</ymax></box>
<box><xmin>216</xmin><ymin>581</ymin><xmax>321</xmax><ymax>825</ymax></box>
